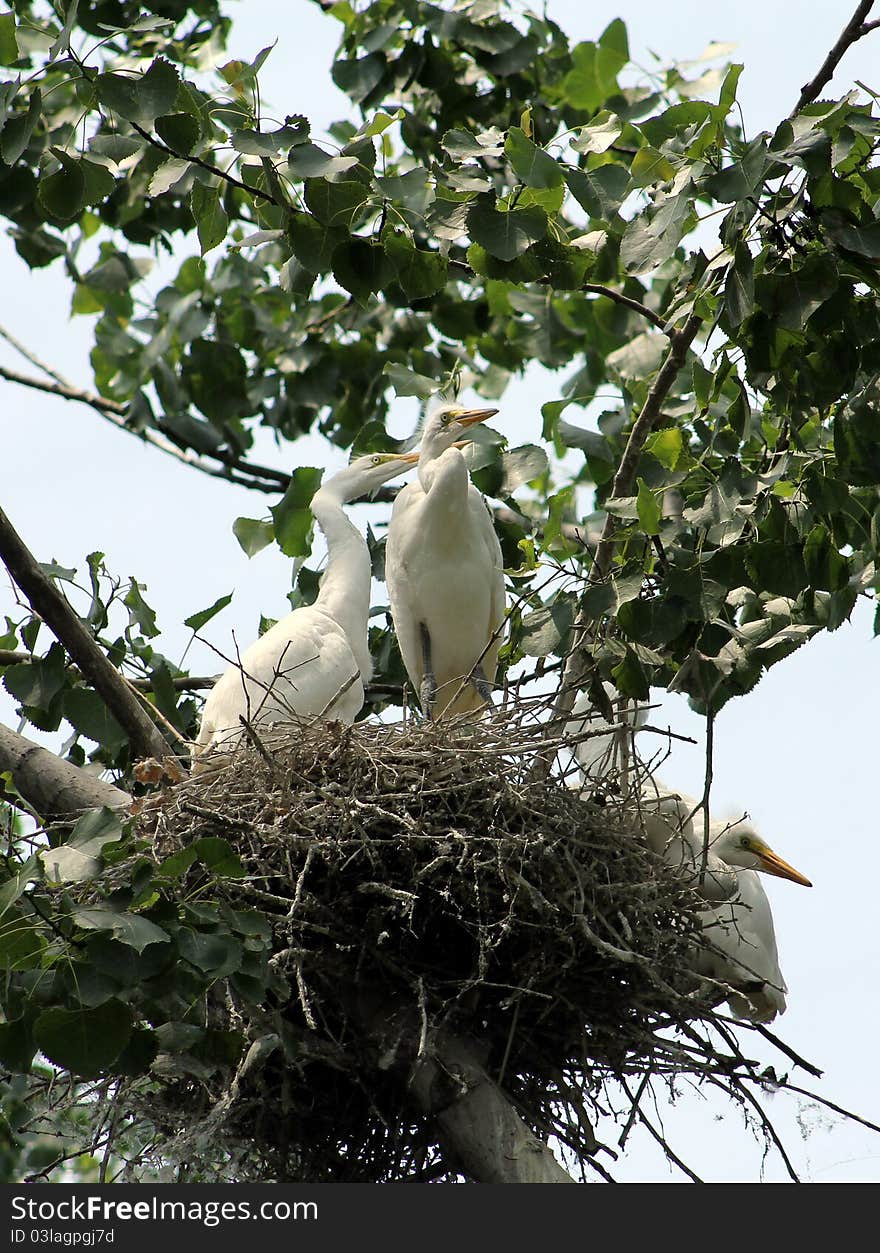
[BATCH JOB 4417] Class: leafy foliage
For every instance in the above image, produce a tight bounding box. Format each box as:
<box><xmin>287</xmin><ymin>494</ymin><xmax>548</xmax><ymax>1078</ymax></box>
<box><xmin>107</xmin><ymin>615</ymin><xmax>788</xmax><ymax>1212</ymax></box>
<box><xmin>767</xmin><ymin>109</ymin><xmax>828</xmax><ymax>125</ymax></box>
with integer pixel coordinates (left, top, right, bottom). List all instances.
<box><xmin>0</xmin><ymin>0</ymin><xmax>879</xmax><ymax>1180</ymax></box>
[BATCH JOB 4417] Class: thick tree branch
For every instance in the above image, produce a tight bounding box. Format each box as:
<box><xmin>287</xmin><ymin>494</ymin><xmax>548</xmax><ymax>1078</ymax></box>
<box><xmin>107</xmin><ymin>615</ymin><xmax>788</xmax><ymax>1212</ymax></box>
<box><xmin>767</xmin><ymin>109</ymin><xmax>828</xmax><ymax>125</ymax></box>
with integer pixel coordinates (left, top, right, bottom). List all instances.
<box><xmin>792</xmin><ymin>0</ymin><xmax>877</xmax><ymax>114</ymax></box>
<box><xmin>0</xmin><ymin>504</ymin><xmax>174</xmax><ymax>762</ymax></box>
<box><xmin>0</xmin><ymin>723</ymin><xmax>130</xmax><ymax>821</ymax></box>
<box><xmin>410</xmin><ymin>1030</ymin><xmax>578</xmax><ymax>1183</ymax></box>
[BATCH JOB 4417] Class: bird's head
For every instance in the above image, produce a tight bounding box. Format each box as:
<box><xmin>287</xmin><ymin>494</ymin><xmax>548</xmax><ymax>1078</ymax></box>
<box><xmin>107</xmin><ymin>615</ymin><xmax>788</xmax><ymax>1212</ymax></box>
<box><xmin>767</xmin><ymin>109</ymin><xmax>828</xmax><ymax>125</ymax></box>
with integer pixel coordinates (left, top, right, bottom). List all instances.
<box><xmin>419</xmin><ymin>400</ymin><xmax>500</xmax><ymax>458</ymax></box>
<box><xmin>328</xmin><ymin>450</ymin><xmax>420</xmax><ymax>503</ymax></box>
<box><xmin>713</xmin><ymin>819</ymin><xmax>812</xmax><ymax>886</ymax></box>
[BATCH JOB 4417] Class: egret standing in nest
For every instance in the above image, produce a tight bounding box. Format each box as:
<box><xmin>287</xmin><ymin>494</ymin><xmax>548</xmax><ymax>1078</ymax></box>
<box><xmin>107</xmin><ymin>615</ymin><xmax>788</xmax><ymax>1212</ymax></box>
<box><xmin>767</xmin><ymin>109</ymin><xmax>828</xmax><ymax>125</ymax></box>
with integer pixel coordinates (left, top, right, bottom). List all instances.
<box><xmin>193</xmin><ymin>450</ymin><xmax>419</xmax><ymax>762</ymax></box>
<box><xmin>385</xmin><ymin>400</ymin><xmax>506</xmax><ymax>718</ymax></box>
<box><xmin>567</xmin><ymin>689</ymin><xmax>811</xmax><ymax>1022</ymax></box>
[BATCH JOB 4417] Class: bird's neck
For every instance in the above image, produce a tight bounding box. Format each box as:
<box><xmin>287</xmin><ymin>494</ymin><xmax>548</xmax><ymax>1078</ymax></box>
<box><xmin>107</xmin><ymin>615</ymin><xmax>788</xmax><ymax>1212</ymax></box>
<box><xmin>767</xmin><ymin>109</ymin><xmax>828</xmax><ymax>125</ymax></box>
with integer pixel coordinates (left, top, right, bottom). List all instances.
<box><xmin>309</xmin><ymin>487</ymin><xmax>372</xmax><ymax>678</ymax></box>
<box><xmin>418</xmin><ymin>446</ymin><xmax>470</xmax><ymax>515</ymax></box>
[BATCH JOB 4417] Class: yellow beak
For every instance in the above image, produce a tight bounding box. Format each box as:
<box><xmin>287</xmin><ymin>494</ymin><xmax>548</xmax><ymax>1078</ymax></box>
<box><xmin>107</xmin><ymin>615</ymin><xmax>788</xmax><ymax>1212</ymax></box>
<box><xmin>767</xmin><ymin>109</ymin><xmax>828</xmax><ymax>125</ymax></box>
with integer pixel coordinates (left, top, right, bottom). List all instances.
<box><xmin>454</xmin><ymin>407</ymin><xmax>499</xmax><ymax>427</ymax></box>
<box><xmin>758</xmin><ymin>848</ymin><xmax>813</xmax><ymax>887</ymax></box>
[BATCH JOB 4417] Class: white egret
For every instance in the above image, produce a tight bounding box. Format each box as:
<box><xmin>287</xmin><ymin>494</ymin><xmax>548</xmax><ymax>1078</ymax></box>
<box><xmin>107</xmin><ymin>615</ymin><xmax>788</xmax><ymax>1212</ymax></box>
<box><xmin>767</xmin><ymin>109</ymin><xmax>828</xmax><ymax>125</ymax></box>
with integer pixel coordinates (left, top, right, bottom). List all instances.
<box><xmin>567</xmin><ymin>688</ymin><xmax>812</xmax><ymax>1022</ymax></box>
<box><xmin>193</xmin><ymin>450</ymin><xmax>418</xmax><ymax>761</ymax></box>
<box><xmin>385</xmin><ymin>400</ymin><xmax>506</xmax><ymax>718</ymax></box>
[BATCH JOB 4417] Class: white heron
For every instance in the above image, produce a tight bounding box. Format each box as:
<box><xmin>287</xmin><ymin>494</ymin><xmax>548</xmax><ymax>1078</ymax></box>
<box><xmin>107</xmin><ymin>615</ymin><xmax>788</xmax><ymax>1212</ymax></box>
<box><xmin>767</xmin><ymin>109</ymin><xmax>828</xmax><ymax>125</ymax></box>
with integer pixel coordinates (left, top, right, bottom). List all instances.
<box><xmin>567</xmin><ymin>688</ymin><xmax>812</xmax><ymax>1022</ymax></box>
<box><xmin>193</xmin><ymin>450</ymin><xmax>419</xmax><ymax>761</ymax></box>
<box><xmin>385</xmin><ymin>400</ymin><xmax>506</xmax><ymax>718</ymax></box>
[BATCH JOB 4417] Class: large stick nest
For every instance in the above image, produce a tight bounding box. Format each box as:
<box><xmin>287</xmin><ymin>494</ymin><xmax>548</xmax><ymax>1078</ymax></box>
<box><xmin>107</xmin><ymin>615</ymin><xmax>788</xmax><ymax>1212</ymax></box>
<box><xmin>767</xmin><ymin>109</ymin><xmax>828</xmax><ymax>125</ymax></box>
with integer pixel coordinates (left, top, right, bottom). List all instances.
<box><xmin>128</xmin><ymin>708</ymin><xmax>721</xmax><ymax>1182</ymax></box>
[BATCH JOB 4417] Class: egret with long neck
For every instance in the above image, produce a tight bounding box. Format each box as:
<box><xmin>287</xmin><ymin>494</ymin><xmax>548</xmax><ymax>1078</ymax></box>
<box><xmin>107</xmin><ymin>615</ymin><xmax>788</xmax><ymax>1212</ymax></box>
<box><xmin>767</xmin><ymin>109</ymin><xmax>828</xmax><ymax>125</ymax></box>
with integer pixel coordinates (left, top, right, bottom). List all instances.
<box><xmin>385</xmin><ymin>400</ymin><xmax>506</xmax><ymax>718</ymax></box>
<box><xmin>194</xmin><ymin>451</ymin><xmax>418</xmax><ymax>761</ymax></box>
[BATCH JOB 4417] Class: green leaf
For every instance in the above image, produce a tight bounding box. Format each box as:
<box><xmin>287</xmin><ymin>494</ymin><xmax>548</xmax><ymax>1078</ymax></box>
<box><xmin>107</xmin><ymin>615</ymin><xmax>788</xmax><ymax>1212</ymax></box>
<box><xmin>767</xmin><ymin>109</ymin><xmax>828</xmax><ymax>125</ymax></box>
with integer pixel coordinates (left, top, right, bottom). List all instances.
<box><xmin>185</xmin><ymin>593</ymin><xmax>234</xmax><ymax>632</ymax></box>
<box><xmin>332</xmin><ymin>237</ymin><xmax>389</xmax><ymax>303</ymax></box>
<box><xmin>500</xmin><ymin>445</ymin><xmax>549</xmax><ymax>494</ymax></box>
<box><xmin>124</xmin><ymin>579</ymin><xmax>159</xmax><ymax>637</ymax></box>
<box><xmin>0</xmin><ymin>912</ymin><xmax>46</xmax><ymax>969</ymax></box>
<box><xmin>269</xmin><ymin>468</ymin><xmax>322</xmax><ymax>558</ymax></box>
<box><xmin>571</xmin><ymin>111</ymin><xmax>623</xmax><ymax>155</ymax></box>
<box><xmin>0</xmin><ymin>11</ymin><xmax>19</xmax><ymax>64</ymax></box>
<box><xmin>611</xmin><ymin>647</ymin><xmax>650</xmax><ymax>700</ymax></box>
<box><xmin>636</xmin><ymin>478</ymin><xmax>661</xmax><ymax>535</ymax></box>
<box><xmin>191</xmin><ymin>182</ymin><xmax>228</xmax><ymax>255</ymax></box>
<box><xmin>519</xmin><ymin>598</ymin><xmax>576</xmax><ymax>657</ymax></box>
<box><xmin>564</xmin><ymin>164</ymin><xmax>629</xmax><ymax>222</ymax></box>
<box><xmin>384</xmin><ymin>362</ymin><xmax>438</xmax><ymax>399</ymax></box>
<box><xmin>182</xmin><ymin>339</ymin><xmax>249</xmax><ymax>424</ymax></box>
<box><xmin>504</xmin><ymin>127</ymin><xmax>563</xmax><ymax>188</ymax></box>
<box><xmin>1</xmin><ymin>87</ymin><xmax>41</xmax><ymax>165</ymax></box>
<box><xmin>0</xmin><ymin>856</ymin><xmax>39</xmax><ymax>919</ymax></box>
<box><xmin>332</xmin><ymin>51</ymin><xmax>386</xmax><ymax>103</ymax></box>
<box><xmin>0</xmin><ymin>1017</ymin><xmax>37</xmax><ymax>1073</ymax></box>
<box><xmin>467</xmin><ymin>194</ymin><xmax>547</xmax><ymax>261</ymax></box>
<box><xmin>441</xmin><ymin>127</ymin><xmax>505</xmax><ymax>159</ymax></box>
<box><xmin>40</xmin><ymin>807</ymin><xmax>124</xmax><ymax>884</ymax></box>
<box><xmin>177</xmin><ymin>927</ymin><xmax>243</xmax><ymax>976</ymax></box>
<box><xmin>232</xmin><ymin>517</ymin><xmax>275</xmax><ymax>558</ymax></box>
<box><xmin>62</xmin><ymin>689</ymin><xmax>127</xmax><ymax>753</ymax></box>
<box><xmin>630</xmin><ymin>147</ymin><xmax>676</xmax><ymax>187</ymax></box>
<box><xmin>561</xmin><ymin>22</ymin><xmax>629</xmax><ymax>111</ymax></box>
<box><xmin>38</xmin><ymin>156</ymin><xmax>85</xmax><ymax>221</ymax></box>
<box><xmin>645</xmin><ymin>427</ymin><xmax>684</xmax><ymax>471</ymax></box>
<box><xmin>287</xmin><ymin>210</ymin><xmax>345</xmax><ymax>274</ymax></box>
<box><xmin>304</xmin><ymin>177</ymin><xmax>369</xmax><ymax>228</ymax></box>
<box><xmin>155</xmin><ymin>112</ymin><xmax>200</xmax><ymax>154</ymax></box>
<box><xmin>725</xmin><ymin>242</ymin><xmax>754</xmax><ymax>327</ymax></box>
<box><xmin>73</xmin><ymin>907</ymin><xmax>170</xmax><ymax>953</ymax></box>
<box><xmin>95</xmin><ymin>59</ymin><xmax>180</xmax><ymax>124</ymax></box>
<box><xmin>286</xmin><ymin>142</ymin><xmax>358</xmax><ymax>179</ymax></box>
<box><xmin>34</xmin><ymin>1000</ymin><xmax>132</xmax><ymax>1078</ymax></box>
<box><xmin>383</xmin><ymin>229</ymin><xmax>447</xmax><ymax>299</ymax></box>
<box><xmin>194</xmin><ymin>836</ymin><xmax>245</xmax><ymax>878</ymax></box>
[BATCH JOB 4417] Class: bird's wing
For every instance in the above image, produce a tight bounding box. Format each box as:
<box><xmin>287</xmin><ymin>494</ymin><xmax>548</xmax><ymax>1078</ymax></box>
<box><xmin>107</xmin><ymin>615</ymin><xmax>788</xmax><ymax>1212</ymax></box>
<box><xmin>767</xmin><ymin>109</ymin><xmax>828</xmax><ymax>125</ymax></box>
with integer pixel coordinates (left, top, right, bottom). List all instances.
<box><xmin>697</xmin><ymin>869</ymin><xmax>787</xmax><ymax>1020</ymax></box>
<box><xmin>196</xmin><ymin>608</ymin><xmax>364</xmax><ymax>750</ymax></box>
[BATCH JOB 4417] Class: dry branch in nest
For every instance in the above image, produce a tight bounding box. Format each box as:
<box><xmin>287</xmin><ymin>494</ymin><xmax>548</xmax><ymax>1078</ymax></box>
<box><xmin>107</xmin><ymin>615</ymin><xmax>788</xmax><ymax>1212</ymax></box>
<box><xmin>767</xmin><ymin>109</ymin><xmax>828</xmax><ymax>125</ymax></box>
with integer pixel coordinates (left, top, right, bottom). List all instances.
<box><xmin>118</xmin><ymin>707</ymin><xmax>749</xmax><ymax>1182</ymax></box>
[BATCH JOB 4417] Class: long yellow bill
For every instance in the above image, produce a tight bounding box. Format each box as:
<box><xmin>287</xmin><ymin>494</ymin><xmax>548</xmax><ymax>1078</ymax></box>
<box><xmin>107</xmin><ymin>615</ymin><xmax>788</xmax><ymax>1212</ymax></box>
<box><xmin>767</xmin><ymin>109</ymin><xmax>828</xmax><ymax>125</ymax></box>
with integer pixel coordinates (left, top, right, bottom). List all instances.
<box><xmin>454</xmin><ymin>407</ymin><xmax>499</xmax><ymax>427</ymax></box>
<box><xmin>759</xmin><ymin>848</ymin><xmax>812</xmax><ymax>887</ymax></box>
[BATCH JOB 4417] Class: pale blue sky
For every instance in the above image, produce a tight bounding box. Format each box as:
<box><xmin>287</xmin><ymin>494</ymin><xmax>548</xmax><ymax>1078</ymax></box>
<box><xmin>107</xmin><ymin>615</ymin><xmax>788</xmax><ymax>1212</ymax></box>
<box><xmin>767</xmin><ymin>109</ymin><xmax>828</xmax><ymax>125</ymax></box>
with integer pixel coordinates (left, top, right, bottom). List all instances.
<box><xmin>1</xmin><ymin>1</ymin><xmax>878</xmax><ymax>1181</ymax></box>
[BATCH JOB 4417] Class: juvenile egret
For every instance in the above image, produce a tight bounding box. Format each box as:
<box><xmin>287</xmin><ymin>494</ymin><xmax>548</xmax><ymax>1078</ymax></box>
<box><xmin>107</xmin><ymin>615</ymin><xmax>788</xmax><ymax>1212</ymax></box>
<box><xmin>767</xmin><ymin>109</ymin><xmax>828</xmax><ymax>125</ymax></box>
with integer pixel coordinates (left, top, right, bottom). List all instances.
<box><xmin>385</xmin><ymin>400</ymin><xmax>506</xmax><ymax>718</ymax></box>
<box><xmin>193</xmin><ymin>451</ymin><xmax>418</xmax><ymax>760</ymax></box>
<box><xmin>567</xmin><ymin>689</ymin><xmax>812</xmax><ymax>1022</ymax></box>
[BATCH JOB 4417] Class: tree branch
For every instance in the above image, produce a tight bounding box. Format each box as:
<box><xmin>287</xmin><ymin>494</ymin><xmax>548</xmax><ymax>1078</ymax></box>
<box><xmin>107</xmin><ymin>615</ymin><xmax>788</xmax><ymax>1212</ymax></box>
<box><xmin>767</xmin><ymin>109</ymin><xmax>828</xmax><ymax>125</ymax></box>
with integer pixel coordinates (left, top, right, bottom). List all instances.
<box><xmin>0</xmin><ymin>723</ymin><xmax>130</xmax><ymax>821</ymax></box>
<box><xmin>0</xmin><ymin>504</ymin><xmax>174</xmax><ymax>762</ymax></box>
<box><xmin>582</xmin><ymin>284</ymin><xmax>669</xmax><ymax>335</ymax></box>
<box><xmin>792</xmin><ymin>0</ymin><xmax>877</xmax><ymax>114</ymax></box>
<box><xmin>128</xmin><ymin>120</ymin><xmax>279</xmax><ymax>205</ymax></box>
<box><xmin>0</xmin><ymin>650</ymin><xmax>218</xmax><ymax>692</ymax></box>
<box><xmin>409</xmin><ymin>1030</ymin><xmax>578</xmax><ymax>1183</ymax></box>
<box><xmin>545</xmin><ymin>313</ymin><xmax>703</xmax><ymax>739</ymax></box>
<box><xmin>0</xmin><ymin>362</ymin><xmax>290</xmax><ymax>494</ymax></box>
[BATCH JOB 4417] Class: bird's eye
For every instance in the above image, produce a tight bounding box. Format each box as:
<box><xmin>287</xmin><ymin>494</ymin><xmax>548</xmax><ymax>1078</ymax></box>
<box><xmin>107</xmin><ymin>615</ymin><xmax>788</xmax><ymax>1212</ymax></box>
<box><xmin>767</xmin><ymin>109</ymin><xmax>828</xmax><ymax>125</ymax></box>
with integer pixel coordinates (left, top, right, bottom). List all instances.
<box><xmin>740</xmin><ymin>835</ymin><xmax>750</xmax><ymax>848</ymax></box>
<box><xmin>439</xmin><ymin>413</ymin><xmax>452</xmax><ymax>426</ymax></box>
<box><xmin>371</xmin><ymin>455</ymin><xmax>382</xmax><ymax>465</ymax></box>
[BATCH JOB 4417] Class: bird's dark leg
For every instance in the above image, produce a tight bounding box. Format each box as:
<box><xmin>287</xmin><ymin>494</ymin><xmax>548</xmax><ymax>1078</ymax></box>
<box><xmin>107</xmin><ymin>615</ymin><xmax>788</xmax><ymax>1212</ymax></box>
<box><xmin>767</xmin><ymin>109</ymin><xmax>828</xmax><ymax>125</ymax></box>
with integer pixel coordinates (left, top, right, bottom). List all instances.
<box><xmin>469</xmin><ymin>662</ymin><xmax>494</xmax><ymax>708</ymax></box>
<box><xmin>419</xmin><ymin>621</ymin><xmax>437</xmax><ymax>718</ymax></box>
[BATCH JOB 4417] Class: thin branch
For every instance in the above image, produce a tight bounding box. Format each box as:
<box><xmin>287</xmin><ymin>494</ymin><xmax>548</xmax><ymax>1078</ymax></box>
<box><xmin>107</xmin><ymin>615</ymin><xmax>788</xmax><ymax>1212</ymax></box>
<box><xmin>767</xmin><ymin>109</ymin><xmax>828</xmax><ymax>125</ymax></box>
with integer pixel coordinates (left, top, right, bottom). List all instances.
<box><xmin>0</xmin><ymin>649</ymin><xmax>217</xmax><ymax>691</ymax></box>
<box><xmin>792</xmin><ymin>1</ymin><xmax>877</xmax><ymax>115</ymax></box>
<box><xmin>543</xmin><ymin>313</ymin><xmax>703</xmax><ymax>745</ymax></box>
<box><xmin>128</xmin><ymin>120</ymin><xmax>279</xmax><ymax>205</ymax></box>
<box><xmin>582</xmin><ymin>284</ymin><xmax>669</xmax><ymax>335</ymax></box>
<box><xmin>0</xmin><ymin>362</ymin><xmax>290</xmax><ymax>493</ymax></box>
<box><xmin>0</xmin><ymin>504</ymin><xmax>173</xmax><ymax>762</ymax></box>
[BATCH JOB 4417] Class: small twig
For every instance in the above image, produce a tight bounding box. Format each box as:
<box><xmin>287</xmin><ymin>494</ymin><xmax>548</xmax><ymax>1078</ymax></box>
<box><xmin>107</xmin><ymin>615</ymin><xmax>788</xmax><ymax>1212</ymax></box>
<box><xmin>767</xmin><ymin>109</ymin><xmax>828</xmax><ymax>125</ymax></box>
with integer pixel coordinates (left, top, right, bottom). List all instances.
<box><xmin>792</xmin><ymin>1</ymin><xmax>877</xmax><ymax>115</ymax></box>
<box><xmin>583</xmin><ymin>284</ymin><xmax>668</xmax><ymax>335</ymax></box>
